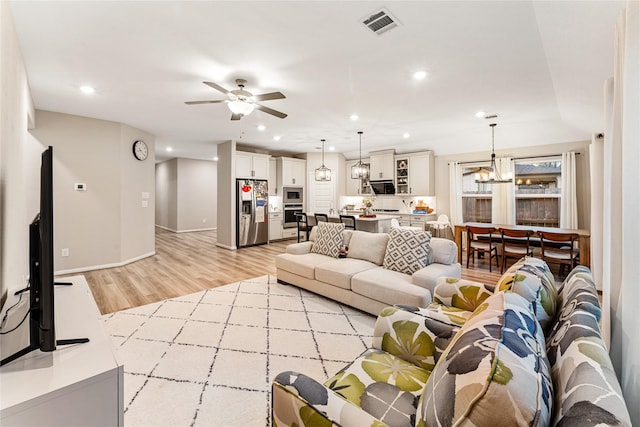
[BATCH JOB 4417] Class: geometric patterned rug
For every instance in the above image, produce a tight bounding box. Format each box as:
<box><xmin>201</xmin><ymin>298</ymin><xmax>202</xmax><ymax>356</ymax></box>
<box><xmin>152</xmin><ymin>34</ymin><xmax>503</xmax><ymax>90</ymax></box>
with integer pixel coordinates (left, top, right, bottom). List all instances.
<box><xmin>103</xmin><ymin>275</ymin><xmax>376</xmax><ymax>426</ymax></box>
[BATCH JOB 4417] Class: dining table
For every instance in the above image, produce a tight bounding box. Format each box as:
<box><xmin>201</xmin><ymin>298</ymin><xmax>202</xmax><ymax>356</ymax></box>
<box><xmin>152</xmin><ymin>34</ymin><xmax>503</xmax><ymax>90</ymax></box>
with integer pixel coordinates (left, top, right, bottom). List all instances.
<box><xmin>453</xmin><ymin>222</ymin><xmax>591</xmax><ymax>268</ymax></box>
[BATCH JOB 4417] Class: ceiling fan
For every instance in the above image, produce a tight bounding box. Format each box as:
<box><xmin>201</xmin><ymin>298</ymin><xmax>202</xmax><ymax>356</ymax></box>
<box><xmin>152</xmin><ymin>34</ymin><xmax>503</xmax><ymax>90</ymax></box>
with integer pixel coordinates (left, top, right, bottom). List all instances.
<box><xmin>185</xmin><ymin>79</ymin><xmax>287</xmax><ymax>121</ymax></box>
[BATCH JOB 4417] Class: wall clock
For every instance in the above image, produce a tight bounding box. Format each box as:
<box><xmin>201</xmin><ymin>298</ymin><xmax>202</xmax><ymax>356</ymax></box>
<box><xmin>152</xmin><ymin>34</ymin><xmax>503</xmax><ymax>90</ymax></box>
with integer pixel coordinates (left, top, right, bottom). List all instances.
<box><xmin>132</xmin><ymin>140</ymin><xmax>148</xmax><ymax>161</ymax></box>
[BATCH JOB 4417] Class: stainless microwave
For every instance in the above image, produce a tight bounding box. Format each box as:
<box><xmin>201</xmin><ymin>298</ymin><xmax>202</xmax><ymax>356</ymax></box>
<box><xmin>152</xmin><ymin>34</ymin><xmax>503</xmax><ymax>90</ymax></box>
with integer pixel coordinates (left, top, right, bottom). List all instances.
<box><xmin>283</xmin><ymin>186</ymin><xmax>303</xmax><ymax>204</ymax></box>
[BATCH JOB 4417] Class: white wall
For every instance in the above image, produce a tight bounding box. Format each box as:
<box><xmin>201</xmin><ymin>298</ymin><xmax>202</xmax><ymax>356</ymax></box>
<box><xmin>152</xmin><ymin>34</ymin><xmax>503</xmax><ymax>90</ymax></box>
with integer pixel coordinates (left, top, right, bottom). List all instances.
<box><xmin>155</xmin><ymin>158</ymin><xmax>217</xmax><ymax>232</ymax></box>
<box><xmin>434</xmin><ymin>139</ymin><xmax>592</xmax><ymax>229</ymax></box>
<box><xmin>30</xmin><ymin>111</ymin><xmax>155</xmax><ymax>273</ymax></box>
<box><xmin>0</xmin><ymin>2</ymin><xmax>39</xmax><ymax>299</ymax></box>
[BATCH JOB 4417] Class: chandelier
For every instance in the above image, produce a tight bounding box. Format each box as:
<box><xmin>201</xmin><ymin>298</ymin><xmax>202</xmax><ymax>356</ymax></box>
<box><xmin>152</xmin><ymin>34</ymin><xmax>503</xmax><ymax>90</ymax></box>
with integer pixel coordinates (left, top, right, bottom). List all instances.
<box><xmin>475</xmin><ymin>123</ymin><xmax>512</xmax><ymax>184</ymax></box>
<box><xmin>351</xmin><ymin>131</ymin><xmax>369</xmax><ymax>179</ymax></box>
<box><xmin>315</xmin><ymin>139</ymin><xmax>332</xmax><ymax>181</ymax></box>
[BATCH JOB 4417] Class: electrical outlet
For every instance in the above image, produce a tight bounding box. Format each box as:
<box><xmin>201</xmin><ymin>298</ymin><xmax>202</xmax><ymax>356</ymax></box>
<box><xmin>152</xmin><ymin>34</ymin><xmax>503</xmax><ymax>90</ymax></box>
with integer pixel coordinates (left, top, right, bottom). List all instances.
<box><xmin>61</xmin><ymin>248</ymin><xmax>69</xmax><ymax>257</ymax></box>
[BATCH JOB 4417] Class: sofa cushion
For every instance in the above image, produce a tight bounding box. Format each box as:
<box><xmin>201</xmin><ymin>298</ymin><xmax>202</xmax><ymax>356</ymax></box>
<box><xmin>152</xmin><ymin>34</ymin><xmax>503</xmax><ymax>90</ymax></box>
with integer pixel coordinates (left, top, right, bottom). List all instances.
<box><xmin>496</xmin><ymin>256</ymin><xmax>558</xmax><ymax>331</ymax></box>
<box><xmin>324</xmin><ymin>348</ymin><xmax>429</xmax><ymax>427</ymax></box>
<box><xmin>275</xmin><ymin>252</ymin><xmax>333</xmax><ymax>280</ymax></box>
<box><xmin>417</xmin><ymin>291</ymin><xmax>553</xmax><ymax>427</ymax></box>
<box><xmin>347</xmin><ymin>230</ymin><xmax>389</xmax><ymax>265</ymax></box>
<box><xmin>315</xmin><ymin>258</ymin><xmax>378</xmax><ymax>290</ymax></box>
<box><xmin>311</xmin><ymin>222</ymin><xmax>345</xmax><ymax>258</ymax></box>
<box><xmin>352</xmin><ymin>267</ymin><xmax>431</xmax><ymax>308</ymax></box>
<box><xmin>410</xmin><ymin>262</ymin><xmax>462</xmax><ymax>295</ymax></box>
<box><xmin>429</xmin><ymin>237</ymin><xmax>458</xmax><ymax>265</ymax></box>
<box><xmin>546</xmin><ymin>267</ymin><xmax>631</xmax><ymax>426</ymax></box>
<box><xmin>383</xmin><ymin>228</ymin><xmax>433</xmax><ymax>275</ymax></box>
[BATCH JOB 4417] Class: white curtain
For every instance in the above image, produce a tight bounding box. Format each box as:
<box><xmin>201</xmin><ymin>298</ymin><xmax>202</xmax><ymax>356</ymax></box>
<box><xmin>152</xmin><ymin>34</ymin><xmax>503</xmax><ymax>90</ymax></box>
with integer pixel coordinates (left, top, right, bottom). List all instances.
<box><xmin>589</xmin><ymin>134</ymin><xmax>604</xmax><ymax>297</ymax></box>
<box><xmin>560</xmin><ymin>152</ymin><xmax>578</xmax><ymax>229</ymax></box>
<box><xmin>491</xmin><ymin>157</ymin><xmax>515</xmax><ymax>225</ymax></box>
<box><xmin>603</xmin><ymin>3</ymin><xmax>640</xmax><ymax>424</ymax></box>
<box><xmin>448</xmin><ymin>162</ymin><xmax>463</xmax><ymax>225</ymax></box>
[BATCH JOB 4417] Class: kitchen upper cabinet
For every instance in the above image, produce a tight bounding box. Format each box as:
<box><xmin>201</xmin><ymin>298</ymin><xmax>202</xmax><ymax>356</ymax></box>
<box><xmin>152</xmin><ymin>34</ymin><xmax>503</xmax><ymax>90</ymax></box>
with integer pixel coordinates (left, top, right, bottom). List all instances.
<box><xmin>277</xmin><ymin>157</ymin><xmax>306</xmax><ymax>187</ymax></box>
<box><xmin>408</xmin><ymin>152</ymin><xmax>434</xmax><ymax>196</ymax></box>
<box><xmin>269</xmin><ymin>158</ymin><xmax>277</xmax><ymax>195</ymax></box>
<box><xmin>345</xmin><ymin>159</ymin><xmax>371</xmax><ymax>196</ymax></box>
<box><xmin>394</xmin><ymin>151</ymin><xmax>435</xmax><ymax>196</ymax></box>
<box><xmin>236</xmin><ymin>151</ymin><xmax>270</xmax><ymax>180</ymax></box>
<box><xmin>369</xmin><ymin>150</ymin><xmax>395</xmax><ymax>180</ymax></box>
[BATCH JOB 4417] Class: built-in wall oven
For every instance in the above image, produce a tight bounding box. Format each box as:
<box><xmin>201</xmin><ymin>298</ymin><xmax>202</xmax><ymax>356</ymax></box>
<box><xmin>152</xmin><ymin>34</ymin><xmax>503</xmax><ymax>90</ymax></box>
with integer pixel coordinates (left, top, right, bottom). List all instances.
<box><xmin>283</xmin><ymin>204</ymin><xmax>303</xmax><ymax>228</ymax></box>
<box><xmin>283</xmin><ymin>187</ymin><xmax>303</xmax><ymax>204</ymax></box>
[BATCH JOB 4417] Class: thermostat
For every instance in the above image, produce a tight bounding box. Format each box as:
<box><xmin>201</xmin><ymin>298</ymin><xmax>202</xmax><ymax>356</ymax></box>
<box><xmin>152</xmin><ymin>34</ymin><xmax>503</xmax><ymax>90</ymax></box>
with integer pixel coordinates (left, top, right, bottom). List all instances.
<box><xmin>74</xmin><ymin>183</ymin><xmax>87</xmax><ymax>191</ymax></box>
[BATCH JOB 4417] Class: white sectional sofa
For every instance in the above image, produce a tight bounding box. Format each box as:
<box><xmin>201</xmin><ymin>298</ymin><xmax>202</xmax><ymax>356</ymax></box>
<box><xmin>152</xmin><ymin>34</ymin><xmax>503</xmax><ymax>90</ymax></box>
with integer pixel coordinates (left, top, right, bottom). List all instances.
<box><xmin>275</xmin><ymin>226</ymin><xmax>461</xmax><ymax>315</ymax></box>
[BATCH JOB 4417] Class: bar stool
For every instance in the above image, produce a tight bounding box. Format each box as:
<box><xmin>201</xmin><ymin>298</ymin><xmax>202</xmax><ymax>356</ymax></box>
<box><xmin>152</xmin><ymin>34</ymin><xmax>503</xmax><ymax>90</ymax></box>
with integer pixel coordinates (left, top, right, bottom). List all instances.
<box><xmin>339</xmin><ymin>215</ymin><xmax>356</xmax><ymax>230</ymax></box>
<box><xmin>295</xmin><ymin>213</ymin><xmax>313</xmax><ymax>243</ymax></box>
<box><xmin>314</xmin><ymin>213</ymin><xmax>329</xmax><ymax>224</ymax></box>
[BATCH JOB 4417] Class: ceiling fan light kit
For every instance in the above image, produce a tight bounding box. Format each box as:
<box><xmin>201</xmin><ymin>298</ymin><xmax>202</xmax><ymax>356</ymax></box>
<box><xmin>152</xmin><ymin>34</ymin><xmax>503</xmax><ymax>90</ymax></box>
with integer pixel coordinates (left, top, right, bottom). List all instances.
<box><xmin>185</xmin><ymin>78</ymin><xmax>287</xmax><ymax>121</ymax></box>
<box><xmin>475</xmin><ymin>122</ymin><xmax>513</xmax><ymax>184</ymax></box>
<box><xmin>315</xmin><ymin>139</ymin><xmax>332</xmax><ymax>181</ymax></box>
<box><xmin>351</xmin><ymin>131</ymin><xmax>370</xmax><ymax>180</ymax></box>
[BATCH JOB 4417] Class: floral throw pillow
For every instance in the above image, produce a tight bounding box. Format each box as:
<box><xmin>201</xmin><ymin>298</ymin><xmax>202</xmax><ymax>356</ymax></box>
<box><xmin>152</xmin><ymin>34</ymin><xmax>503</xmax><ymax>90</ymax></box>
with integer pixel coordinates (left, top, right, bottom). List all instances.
<box><xmin>310</xmin><ymin>222</ymin><xmax>345</xmax><ymax>258</ymax></box>
<box><xmin>383</xmin><ymin>227</ymin><xmax>433</xmax><ymax>275</ymax></box>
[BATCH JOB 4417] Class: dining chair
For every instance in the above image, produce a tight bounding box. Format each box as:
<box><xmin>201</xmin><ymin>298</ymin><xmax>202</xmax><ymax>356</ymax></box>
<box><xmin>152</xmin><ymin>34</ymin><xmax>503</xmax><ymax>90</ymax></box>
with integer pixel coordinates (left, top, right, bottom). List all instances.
<box><xmin>339</xmin><ymin>215</ymin><xmax>356</xmax><ymax>230</ymax></box>
<box><xmin>314</xmin><ymin>213</ymin><xmax>329</xmax><ymax>224</ymax></box>
<box><xmin>499</xmin><ymin>228</ymin><xmax>534</xmax><ymax>273</ymax></box>
<box><xmin>537</xmin><ymin>231</ymin><xmax>579</xmax><ymax>276</ymax></box>
<box><xmin>295</xmin><ymin>213</ymin><xmax>313</xmax><ymax>243</ymax></box>
<box><xmin>466</xmin><ymin>225</ymin><xmax>499</xmax><ymax>272</ymax></box>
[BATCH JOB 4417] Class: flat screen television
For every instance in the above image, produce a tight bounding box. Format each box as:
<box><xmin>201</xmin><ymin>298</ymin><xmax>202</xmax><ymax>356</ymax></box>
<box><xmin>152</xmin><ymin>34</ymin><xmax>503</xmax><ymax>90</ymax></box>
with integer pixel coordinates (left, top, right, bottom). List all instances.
<box><xmin>1</xmin><ymin>146</ymin><xmax>86</xmax><ymax>366</ymax></box>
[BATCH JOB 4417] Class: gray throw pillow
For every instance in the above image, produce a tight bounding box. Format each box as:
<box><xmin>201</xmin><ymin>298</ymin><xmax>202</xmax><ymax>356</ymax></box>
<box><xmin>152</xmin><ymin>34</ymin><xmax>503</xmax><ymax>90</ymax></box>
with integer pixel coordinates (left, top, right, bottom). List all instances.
<box><xmin>311</xmin><ymin>222</ymin><xmax>345</xmax><ymax>258</ymax></box>
<box><xmin>383</xmin><ymin>227</ymin><xmax>433</xmax><ymax>274</ymax></box>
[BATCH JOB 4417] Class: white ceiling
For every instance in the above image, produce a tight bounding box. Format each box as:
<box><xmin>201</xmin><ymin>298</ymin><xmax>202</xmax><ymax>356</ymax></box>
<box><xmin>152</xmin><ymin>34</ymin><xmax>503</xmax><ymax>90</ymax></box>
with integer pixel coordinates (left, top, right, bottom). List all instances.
<box><xmin>10</xmin><ymin>1</ymin><xmax>624</xmax><ymax>162</ymax></box>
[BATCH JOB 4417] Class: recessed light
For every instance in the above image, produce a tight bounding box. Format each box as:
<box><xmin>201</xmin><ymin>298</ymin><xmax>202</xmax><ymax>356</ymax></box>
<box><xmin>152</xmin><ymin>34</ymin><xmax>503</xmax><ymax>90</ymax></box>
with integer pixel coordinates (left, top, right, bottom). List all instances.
<box><xmin>80</xmin><ymin>85</ymin><xmax>95</xmax><ymax>94</ymax></box>
<box><xmin>350</xmin><ymin>114</ymin><xmax>359</xmax><ymax>121</ymax></box>
<box><xmin>273</xmin><ymin>135</ymin><xmax>281</xmax><ymax>141</ymax></box>
<box><xmin>413</xmin><ymin>71</ymin><xmax>427</xmax><ymax>80</ymax></box>
<box><xmin>403</xmin><ymin>133</ymin><xmax>411</xmax><ymax>139</ymax></box>
<box><xmin>475</xmin><ymin>111</ymin><xmax>486</xmax><ymax>118</ymax></box>
<box><xmin>166</xmin><ymin>147</ymin><xmax>173</xmax><ymax>152</ymax></box>
<box><xmin>329</xmin><ymin>146</ymin><xmax>335</xmax><ymax>151</ymax></box>
<box><xmin>213</xmin><ymin>156</ymin><xmax>219</xmax><ymax>161</ymax></box>
<box><xmin>257</xmin><ymin>125</ymin><xmax>266</xmax><ymax>131</ymax></box>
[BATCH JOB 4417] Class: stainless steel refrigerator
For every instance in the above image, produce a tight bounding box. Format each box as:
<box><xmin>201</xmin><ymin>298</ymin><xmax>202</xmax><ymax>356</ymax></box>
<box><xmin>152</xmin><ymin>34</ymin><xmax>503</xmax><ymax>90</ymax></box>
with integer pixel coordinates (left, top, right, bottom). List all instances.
<box><xmin>236</xmin><ymin>179</ymin><xmax>269</xmax><ymax>248</ymax></box>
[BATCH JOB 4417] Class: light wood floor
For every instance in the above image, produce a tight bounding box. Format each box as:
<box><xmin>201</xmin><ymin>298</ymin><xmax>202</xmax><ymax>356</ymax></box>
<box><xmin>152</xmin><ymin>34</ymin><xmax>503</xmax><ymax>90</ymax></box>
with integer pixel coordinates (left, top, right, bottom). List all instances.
<box><xmin>70</xmin><ymin>228</ymin><xmax>502</xmax><ymax>315</ymax></box>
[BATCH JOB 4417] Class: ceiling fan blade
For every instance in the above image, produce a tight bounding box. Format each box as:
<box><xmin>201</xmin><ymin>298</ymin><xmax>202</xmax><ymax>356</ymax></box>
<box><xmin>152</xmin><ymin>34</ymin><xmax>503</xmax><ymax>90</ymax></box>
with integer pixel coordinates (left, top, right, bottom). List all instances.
<box><xmin>255</xmin><ymin>104</ymin><xmax>288</xmax><ymax>119</ymax></box>
<box><xmin>252</xmin><ymin>91</ymin><xmax>286</xmax><ymax>102</ymax></box>
<box><xmin>230</xmin><ymin>113</ymin><xmax>243</xmax><ymax>121</ymax></box>
<box><xmin>185</xmin><ymin>100</ymin><xmax>226</xmax><ymax>105</ymax></box>
<box><xmin>203</xmin><ymin>81</ymin><xmax>231</xmax><ymax>94</ymax></box>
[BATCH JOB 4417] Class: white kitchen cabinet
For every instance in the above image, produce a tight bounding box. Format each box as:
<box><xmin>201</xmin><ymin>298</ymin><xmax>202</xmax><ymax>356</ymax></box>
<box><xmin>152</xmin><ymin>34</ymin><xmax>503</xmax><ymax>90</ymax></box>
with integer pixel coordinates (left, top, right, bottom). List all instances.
<box><xmin>408</xmin><ymin>152</ymin><xmax>435</xmax><ymax>196</ymax></box>
<box><xmin>282</xmin><ymin>227</ymin><xmax>298</xmax><ymax>239</ymax></box>
<box><xmin>369</xmin><ymin>150</ymin><xmax>395</xmax><ymax>181</ymax></box>
<box><xmin>277</xmin><ymin>157</ymin><xmax>306</xmax><ymax>187</ymax></box>
<box><xmin>269</xmin><ymin>158</ymin><xmax>277</xmax><ymax>195</ymax></box>
<box><xmin>268</xmin><ymin>211</ymin><xmax>283</xmax><ymax>241</ymax></box>
<box><xmin>394</xmin><ymin>151</ymin><xmax>435</xmax><ymax>196</ymax></box>
<box><xmin>236</xmin><ymin>151</ymin><xmax>270</xmax><ymax>180</ymax></box>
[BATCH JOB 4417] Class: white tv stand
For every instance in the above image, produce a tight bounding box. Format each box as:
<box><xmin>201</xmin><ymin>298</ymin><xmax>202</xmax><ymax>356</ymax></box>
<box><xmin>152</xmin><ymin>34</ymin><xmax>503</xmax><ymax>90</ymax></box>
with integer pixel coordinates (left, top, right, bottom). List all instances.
<box><xmin>0</xmin><ymin>275</ymin><xmax>123</xmax><ymax>426</ymax></box>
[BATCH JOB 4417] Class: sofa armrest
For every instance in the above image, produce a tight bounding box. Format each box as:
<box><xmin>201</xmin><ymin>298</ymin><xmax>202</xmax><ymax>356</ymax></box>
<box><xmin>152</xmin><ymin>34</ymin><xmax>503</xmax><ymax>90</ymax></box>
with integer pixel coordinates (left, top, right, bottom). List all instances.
<box><xmin>371</xmin><ymin>305</ymin><xmax>460</xmax><ymax>371</ymax></box>
<box><xmin>285</xmin><ymin>241</ymin><xmax>314</xmax><ymax>255</ymax></box>
<box><xmin>272</xmin><ymin>371</ymin><xmax>384</xmax><ymax>427</ymax></box>
<box><xmin>432</xmin><ymin>277</ymin><xmax>494</xmax><ymax>312</ymax></box>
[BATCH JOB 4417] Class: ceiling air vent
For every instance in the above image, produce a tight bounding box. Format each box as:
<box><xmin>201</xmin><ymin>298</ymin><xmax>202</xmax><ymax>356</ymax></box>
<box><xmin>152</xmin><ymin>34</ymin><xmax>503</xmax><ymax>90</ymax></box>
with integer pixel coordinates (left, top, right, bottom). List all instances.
<box><xmin>361</xmin><ymin>8</ymin><xmax>400</xmax><ymax>35</ymax></box>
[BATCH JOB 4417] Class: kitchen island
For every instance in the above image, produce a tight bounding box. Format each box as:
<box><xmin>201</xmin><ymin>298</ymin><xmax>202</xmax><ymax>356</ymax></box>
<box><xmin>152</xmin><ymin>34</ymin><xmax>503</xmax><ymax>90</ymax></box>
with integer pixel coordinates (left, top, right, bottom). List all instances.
<box><xmin>311</xmin><ymin>213</ymin><xmax>401</xmax><ymax>233</ymax></box>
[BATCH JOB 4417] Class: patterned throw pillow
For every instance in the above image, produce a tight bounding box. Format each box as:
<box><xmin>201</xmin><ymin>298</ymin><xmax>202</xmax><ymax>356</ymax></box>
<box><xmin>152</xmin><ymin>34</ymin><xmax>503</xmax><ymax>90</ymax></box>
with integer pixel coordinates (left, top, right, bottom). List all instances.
<box><xmin>383</xmin><ymin>228</ymin><xmax>433</xmax><ymax>275</ymax></box>
<box><xmin>310</xmin><ymin>222</ymin><xmax>345</xmax><ymax>258</ymax></box>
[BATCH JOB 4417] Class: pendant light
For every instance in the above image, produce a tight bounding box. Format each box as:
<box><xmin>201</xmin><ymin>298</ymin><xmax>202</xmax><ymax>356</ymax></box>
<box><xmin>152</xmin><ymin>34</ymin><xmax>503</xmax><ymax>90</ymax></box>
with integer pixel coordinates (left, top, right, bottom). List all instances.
<box><xmin>351</xmin><ymin>131</ymin><xmax>369</xmax><ymax>179</ymax></box>
<box><xmin>315</xmin><ymin>139</ymin><xmax>332</xmax><ymax>181</ymax></box>
<box><xmin>475</xmin><ymin>123</ymin><xmax>512</xmax><ymax>184</ymax></box>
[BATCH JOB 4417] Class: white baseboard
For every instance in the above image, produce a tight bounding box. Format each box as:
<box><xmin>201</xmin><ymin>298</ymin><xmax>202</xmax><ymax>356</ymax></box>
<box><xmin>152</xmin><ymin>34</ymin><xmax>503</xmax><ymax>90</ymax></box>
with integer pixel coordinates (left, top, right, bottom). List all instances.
<box><xmin>55</xmin><ymin>251</ymin><xmax>156</xmax><ymax>275</ymax></box>
<box><xmin>155</xmin><ymin>225</ymin><xmax>217</xmax><ymax>233</ymax></box>
<box><xmin>216</xmin><ymin>242</ymin><xmax>237</xmax><ymax>250</ymax></box>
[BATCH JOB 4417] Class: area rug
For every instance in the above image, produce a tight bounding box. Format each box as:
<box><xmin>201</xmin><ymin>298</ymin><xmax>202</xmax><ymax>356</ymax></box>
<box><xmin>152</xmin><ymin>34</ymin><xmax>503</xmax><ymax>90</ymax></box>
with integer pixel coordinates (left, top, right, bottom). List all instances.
<box><xmin>103</xmin><ymin>275</ymin><xmax>376</xmax><ymax>427</ymax></box>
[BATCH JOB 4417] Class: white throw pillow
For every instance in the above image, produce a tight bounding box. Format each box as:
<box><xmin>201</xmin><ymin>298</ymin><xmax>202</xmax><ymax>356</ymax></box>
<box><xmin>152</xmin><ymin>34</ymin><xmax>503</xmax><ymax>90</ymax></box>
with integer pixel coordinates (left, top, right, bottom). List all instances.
<box><xmin>311</xmin><ymin>222</ymin><xmax>345</xmax><ymax>258</ymax></box>
<box><xmin>383</xmin><ymin>228</ymin><xmax>434</xmax><ymax>274</ymax></box>
<box><xmin>347</xmin><ymin>231</ymin><xmax>390</xmax><ymax>265</ymax></box>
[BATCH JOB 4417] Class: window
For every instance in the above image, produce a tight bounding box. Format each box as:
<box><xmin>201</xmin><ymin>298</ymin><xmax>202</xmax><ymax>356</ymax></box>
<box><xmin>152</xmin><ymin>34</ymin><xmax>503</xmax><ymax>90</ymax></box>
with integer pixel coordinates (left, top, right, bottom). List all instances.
<box><xmin>460</xmin><ymin>158</ymin><xmax>563</xmax><ymax>227</ymax></box>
